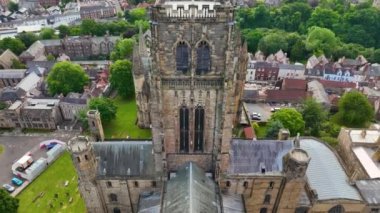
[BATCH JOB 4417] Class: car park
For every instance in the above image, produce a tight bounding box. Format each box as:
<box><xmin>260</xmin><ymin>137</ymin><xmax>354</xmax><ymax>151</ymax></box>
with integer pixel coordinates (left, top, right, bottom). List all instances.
<box><xmin>11</xmin><ymin>177</ymin><xmax>23</xmax><ymax>186</ymax></box>
<box><xmin>2</xmin><ymin>184</ymin><xmax>15</xmax><ymax>192</ymax></box>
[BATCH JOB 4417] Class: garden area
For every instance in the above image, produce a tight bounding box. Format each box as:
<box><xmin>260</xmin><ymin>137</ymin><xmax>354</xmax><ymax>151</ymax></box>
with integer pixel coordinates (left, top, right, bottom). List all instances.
<box><xmin>17</xmin><ymin>152</ymin><xmax>86</xmax><ymax>213</ymax></box>
<box><xmin>103</xmin><ymin>97</ymin><xmax>152</xmax><ymax>139</ymax></box>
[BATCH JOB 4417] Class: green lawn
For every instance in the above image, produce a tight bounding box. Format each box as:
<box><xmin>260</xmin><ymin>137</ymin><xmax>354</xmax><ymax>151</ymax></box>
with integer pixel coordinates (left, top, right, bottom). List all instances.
<box><xmin>17</xmin><ymin>152</ymin><xmax>86</xmax><ymax>213</ymax></box>
<box><xmin>252</xmin><ymin>122</ymin><xmax>267</xmax><ymax>139</ymax></box>
<box><xmin>103</xmin><ymin>97</ymin><xmax>152</xmax><ymax>139</ymax></box>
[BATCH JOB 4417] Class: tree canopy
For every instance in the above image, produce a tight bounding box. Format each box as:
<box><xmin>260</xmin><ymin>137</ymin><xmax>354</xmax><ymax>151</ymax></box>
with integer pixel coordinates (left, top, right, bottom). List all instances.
<box><xmin>0</xmin><ymin>189</ymin><xmax>19</xmax><ymax>213</ymax></box>
<box><xmin>266</xmin><ymin>119</ymin><xmax>284</xmax><ymax>139</ymax></box>
<box><xmin>305</xmin><ymin>26</ymin><xmax>339</xmax><ymax>56</ymax></box>
<box><xmin>237</xmin><ymin>2</ymin><xmax>380</xmax><ymax>63</ymax></box>
<box><xmin>110</xmin><ymin>60</ymin><xmax>135</xmax><ymax>98</ymax></box>
<box><xmin>47</xmin><ymin>61</ymin><xmax>89</xmax><ymax>96</ymax></box>
<box><xmin>0</xmin><ymin>38</ymin><xmax>26</xmax><ymax>55</ymax></box>
<box><xmin>89</xmin><ymin>97</ymin><xmax>117</xmax><ymax>123</ymax></box>
<box><xmin>39</xmin><ymin>28</ymin><xmax>57</xmax><ymax>40</ymax></box>
<box><xmin>269</xmin><ymin>108</ymin><xmax>305</xmax><ymax>136</ymax></box>
<box><xmin>258</xmin><ymin>33</ymin><xmax>289</xmax><ymax>55</ymax></box>
<box><xmin>336</xmin><ymin>91</ymin><xmax>374</xmax><ymax>127</ymax></box>
<box><xmin>110</xmin><ymin>38</ymin><xmax>135</xmax><ymax>61</ymax></box>
<box><xmin>300</xmin><ymin>98</ymin><xmax>327</xmax><ymax>136</ymax></box>
<box><xmin>16</xmin><ymin>32</ymin><xmax>38</xmax><ymax>48</ymax></box>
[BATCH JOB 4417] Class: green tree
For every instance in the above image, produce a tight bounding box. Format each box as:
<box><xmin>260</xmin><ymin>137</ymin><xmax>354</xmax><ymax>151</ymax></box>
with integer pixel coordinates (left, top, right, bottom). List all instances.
<box><xmin>242</xmin><ymin>29</ymin><xmax>266</xmax><ymax>53</ymax></box>
<box><xmin>80</xmin><ymin>19</ymin><xmax>106</xmax><ymax>36</ymax></box>
<box><xmin>8</xmin><ymin>1</ymin><xmax>18</xmax><ymax>12</ymax></box>
<box><xmin>371</xmin><ymin>49</ymin><xmax>380</xmax><ymax>63</ymax></box>
<box><xmin>300</xmin><ymin>98</ymin><xmax>327</xmax><ymax>136</ymax></box>
<box><xmin>47</xmin><ymin>61</ymin><xmax>89</xmax><ymax>96</ymax></box>
<box><xmin>258</xmin><ymin>33</ymin><xmax>289</xmax><ymax>55</ymax></box>
<box><xmin>0</xmin><ymin>189</ymin><xmax>19</xmax><ymax>213</ymax></box>
<box><xmin>39</xmin><ymin>28</ymin><xmax>57</xmax><ymax>40</ymax></box>
<box><xmin>237</xmin><ymin>5</ymin><xmax>272</xmax><ymax>29</ymax></box>
<box><xmin>110</xmin><ymin>38</ymin><xmax>135</xmax><ymax>61</ymax></box>
<box><xmin>271</xmin><ymin>2</ymin><xmax>311</xmax><ymax>32</ymax></box>
<box><xmin>269</xmin><ymin>108</ymin><xmax>305</xmax><ymax>136</ymax></box>
<box><xmin>110</xmin><ymin>60</ymin><xmax>135</xmax><ymax>98</ymax></box>
<box><xmin>336</xmin><ymin>91</ymin><xmax>374</xmax><ymax>127</ymax></box>
<box><xmin>76</xmin><ymin>109</ymin><xmax>89</xmax><ymax>130</ymax></box>
<box><xmin>125</xmin><ymin>8</ymin><xmax>147</xmax><ymax>23</ymax></box>
<box><xmin>89</xmin><ymin>97</ymin><xmax>117</xmax><ymax>123</ymax></box>
<box><xmin>306</xmin><ymin>7</ymin><xmax>340</xmax><ymax>30</ymax></box>
<box><xmin>266</xmin><ymin>120</ymin><xmax>284</xmax><ymax>139</ymax></box>
<box><xmin>69</xmin><ymin>26</ymin><xmax>81</xmax><ymax>36</ymax></box>
<box><xmin>10</xmin><ymin>59</ymin><xmax>26</xmax><ymax>69</ymax></box>
<box><xmin>16</xmin><ymin>32</ymin><xmax>38</xmax><ymax>48</ymax></box>
<box><xmin>0</xmin><ymin>38</ymin><xmax>26</xmax><ymax>55</ymax></box>
<box><xmin>305</xmin><ymin>26</ymin><xmax>339</xmax><ymax>56</ymax></box>
<box><xmin>46</xmin><ymin>54</ymin><xmax>55</xmax><ymax>61</ymax></box>
<box><xmin>57</xmin><ymin>25</ymin><xmax>70</xmax><ymax>38</ymax></box>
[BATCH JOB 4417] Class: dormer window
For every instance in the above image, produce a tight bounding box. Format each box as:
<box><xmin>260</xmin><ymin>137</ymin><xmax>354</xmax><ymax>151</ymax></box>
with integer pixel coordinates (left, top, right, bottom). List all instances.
<box><xmin>176</xmin><ymin>41</ymin><xmax>189</xmax><ymax>73</ymax></box>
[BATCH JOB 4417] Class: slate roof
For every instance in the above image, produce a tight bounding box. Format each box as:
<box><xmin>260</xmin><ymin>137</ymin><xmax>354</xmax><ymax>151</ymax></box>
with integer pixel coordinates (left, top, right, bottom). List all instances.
<box><xmin>92</xmin><ymin>141</ymin><xmax>155</xmax><ymax>178</ymax></box>
<box><xmin>61</xmin><ymin>97</ymin><xmax>87</xmax><ymax>105</ymax></box>
<box><xmin>278</xmin><ymin>64</ymin><xmax>305</xmax><ymax>70</ymax></box>
<box><xmin>356</xmin><ymin>179</ymin><xmax>380</xmax><ymax>204</ymax></box>
<box><xmin>0</xmin><ymin>69</ymin><xmax>25</xmax><ymax>79</ymax></box>
<box><xmin>242</xmin><ymin>89</ymin><xmax>258</xmax><ymax>101</ymax></box>
<box><xmin>162</xmin><ymin>162</ymin><xmax>221</xmax><ymax>213</ymax></box>
<box><xmin>300</xmin><ymin>139</ymin><xmax>362</xmax><ymax>201</ymax></box>
<box><xmin>138</xmin><ymin>191</ymin><xmax>161</xmax><ymax>213</ymax></box>
<box><xmin>229</xmin><ymin>139</ymin><xmax>293</xmax><ymax>174</ymax></box>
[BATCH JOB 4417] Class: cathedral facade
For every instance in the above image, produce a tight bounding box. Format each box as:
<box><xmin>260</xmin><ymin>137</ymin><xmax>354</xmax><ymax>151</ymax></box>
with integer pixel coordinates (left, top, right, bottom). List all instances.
<box><xmin>69</xmin><ymin>0</ymin><xmax>368</xmax><ymax>212</ymax></box>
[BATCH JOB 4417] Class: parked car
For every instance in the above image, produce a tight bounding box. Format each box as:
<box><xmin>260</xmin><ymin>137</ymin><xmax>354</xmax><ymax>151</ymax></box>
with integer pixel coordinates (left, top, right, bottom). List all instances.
<box><xmin>251</xmin><ymin>112</ymin><xmax>261</xmax><ymax>117</ymax></box>
<box><xmin>2</xmin><ymin>184</ymin><xmax>15</xmax><ymax>192</ymax></box>
<box><xmin>11</xmin><ymin>177</ymin><xmax>23</xmax><ymax>186</ymax></box>
<box><xmin>251</xmin><ymin>115</ymin><xmax>261</xmax><ymax>120</ymax></box>
<box><xmin>46</xmin><ymin>143</ymin><xmax>57</xmax><ymax>150</ymax></box>
<box><xmin>271</xmin><ymin>107</ymin><xmax>281</xmax><ymax>112</ymax></box>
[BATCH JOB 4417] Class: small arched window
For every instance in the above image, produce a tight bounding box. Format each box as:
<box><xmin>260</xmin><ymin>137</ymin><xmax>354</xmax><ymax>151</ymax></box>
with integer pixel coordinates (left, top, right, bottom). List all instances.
<box><xmin>264</xmin><ymin>194</ymin><xmax>271</xmax><ymax>204</ymax></box>
<box><xmin>328</xmin><ymin>205</ymin><xmax>344</xmax><ymax>213</ymax></box>
<box><xmin>196</xmin><ymin>41</ymin><xmax>211</xmax><ymax>75</ymax></box>
<box><xmin>226</xmin><ymin>181</ymin><xmax>231</xmax><ymax>187</ymax></box>
<box><xmin>110</xmin><ymin>193</ymin><xmax>118</xmax><ymax>202</ymax></box>
<box><xmin>260</xmin><ymin>208</ymin><xmax>267</xmax><ymax>213</ymax></box>
<box><xmin>176</xmin><ymin>41</ymin><xmax>189</xmax><ymax>73</ymax></box>
<box><xmin>113</xmin><ymin>207</ymin><xmax>121</xmax><ymax>213</ymax></box>
<box><xmin>295</xmin><ymin>207</ymin><xmax>309</xmax><ymax>213</ymax></box>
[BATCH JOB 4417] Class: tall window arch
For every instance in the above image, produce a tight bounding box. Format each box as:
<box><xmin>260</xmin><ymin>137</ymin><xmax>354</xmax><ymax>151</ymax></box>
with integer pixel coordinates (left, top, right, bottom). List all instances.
<box><xmin>113</xmin><ymin>207</ymin><xmax>121</xmax><ymax>213</ymax></box>
<box><xmin>260</xmin><ymin>208</ymin><xmax>267</xmax><ymax>213</ymax></box>
<box><xmin>179</xmin><ymin>106</ymin><xmax>189</xmax><ymax>152</ymax></box>
<box><xmin>328</xmin><ymin>205</ymin><xmax>344</xmax><ymax>213</ymax></box>
<box><xmin>176</xmin><ymin>41</ymin><xmax>189</xmax><ymax>73</ymax></box>
<box><xmin>196</xmin><ymin>41</ymin><xmax>211</xmax><ymax>75</ymax></box>
<box><xmin>194</xmin><ymin>105</ymin><xmax>204</xmax><ymax>152</ymax></box>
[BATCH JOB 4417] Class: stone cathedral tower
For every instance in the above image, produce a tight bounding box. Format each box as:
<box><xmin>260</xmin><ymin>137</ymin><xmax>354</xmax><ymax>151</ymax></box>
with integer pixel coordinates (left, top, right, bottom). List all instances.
<box><xmin>134</xmin><ymin>0</ymin><xmax>248</xmax><ymax>176</ymax></box>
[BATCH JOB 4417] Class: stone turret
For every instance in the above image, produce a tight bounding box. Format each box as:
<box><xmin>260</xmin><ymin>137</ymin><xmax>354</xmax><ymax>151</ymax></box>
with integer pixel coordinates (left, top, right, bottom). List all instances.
<box><xmin>278</xmin><ymin>148</ymin><xmax>311</xmax><ymax>212</ymax></box>
<box><xmin>87</xmin><ymin>110</ymin><xmax>104</xmax><ymax>141</ymax></box>
<box><xmin>68</xmin><ymin>136</ymin><xmax>105</xmax><ymax>213</ymax></box>
<box><xmin>283</xmin><ymin>148</ymin><xmax>310</xmax><ymax>179</ymax></box>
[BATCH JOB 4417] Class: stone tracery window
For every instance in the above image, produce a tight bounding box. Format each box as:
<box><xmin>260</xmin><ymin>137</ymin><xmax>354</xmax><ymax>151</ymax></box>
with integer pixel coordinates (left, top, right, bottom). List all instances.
<box><xmin>179</xmin><ymin>106</ymin><xmax>189</xmax><ymax>152</ymax></box>
<box><xmin>176</xmin><ymin>41</ymin><xmax>189</xmax><ymax>73</ymax></box>
<box><xmin>194</xmin><ymin>105</ymin><xmax>204</xmax><ymax>152</ymax></box>
<box><xmin>196</xmin><ymin>41</ymin><xmax>211</xmax><ymax>75</ymax></box>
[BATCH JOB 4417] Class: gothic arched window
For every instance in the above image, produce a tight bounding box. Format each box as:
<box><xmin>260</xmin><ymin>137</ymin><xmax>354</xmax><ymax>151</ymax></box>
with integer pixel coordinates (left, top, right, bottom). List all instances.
<box><xmin>176</xmin><ymin>41</ymin><xmax>189</xmax><ymax>73</ymax></box>
<box><xmin>295</xmin><ymin>207</ymin><xmax>309</xmax><ymax>213</ymax></box>
<box><xmin>260</xmin><ymin>208</ymin><xmax>267</xmax><ymax>213</ymax></box>
<box><xmin>328</xmin><ymin>205</ymin><xmax>344</xmax><ymax>213</ymax></box>
<box><xmin>110</xmin><ymin>193</ymin><xmax>118</xmax><ymax>202</ymax></box>
<box><xmin>196</xmin><ymin>41</ymin><xmax>211</xmax><ymax>75</ymax></box>
<box><xmin>194</xmin><ymin>106</ymin><xmax>204</xmax><ymax>152</ymax></box>
<box><xmin>113</xmin><ymin>207</ymin><xmax>121</xmax><ymax>213</ymax></box>
<box><xmin>179</xmin><ymin>106</ymin><xmax>189</xmax><ymax>152</ymax></box>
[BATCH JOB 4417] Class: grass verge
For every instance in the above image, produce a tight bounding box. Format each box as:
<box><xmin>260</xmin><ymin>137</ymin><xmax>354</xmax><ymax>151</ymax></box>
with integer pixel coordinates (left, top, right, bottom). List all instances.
<box><xmin>17</xmin><ymin>152</ymin><xmax>86</xmax><ymax>213</ymax></box>
<box><xmin>103</xmin><ymin>97</ymin><xmax>152</xmax><ymax>139</ymax></box>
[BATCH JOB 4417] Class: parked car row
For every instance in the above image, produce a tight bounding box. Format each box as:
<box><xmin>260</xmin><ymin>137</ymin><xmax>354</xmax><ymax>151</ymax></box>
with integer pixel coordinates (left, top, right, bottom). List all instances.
<box><xmin>2</xmin><ymin>177</ymin><xmax>24</xmax><ymax>193</ymax></box>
